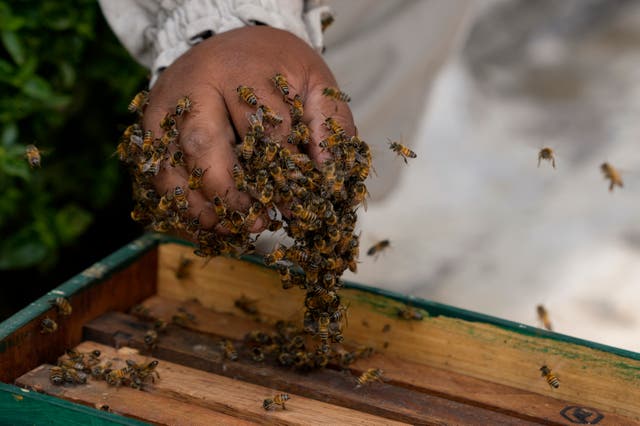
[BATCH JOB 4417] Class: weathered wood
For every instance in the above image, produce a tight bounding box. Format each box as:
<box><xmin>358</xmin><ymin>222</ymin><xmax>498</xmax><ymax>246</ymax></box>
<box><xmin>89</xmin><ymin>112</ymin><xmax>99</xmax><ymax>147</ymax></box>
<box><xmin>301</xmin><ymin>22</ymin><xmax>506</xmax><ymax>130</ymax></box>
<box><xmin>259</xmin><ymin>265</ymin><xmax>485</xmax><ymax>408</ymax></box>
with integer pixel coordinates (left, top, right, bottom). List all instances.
<box><xmin>84</xmin><ymin>311</ymin><xmax>545</xmax><ymax>425</ymax></box>
<box><xmin>15</xmin><ymin>364</ymin><xmax>254</xmax><ymax>426</ymax></box>
<box><xmin>157</xmin><ymin>242</ymin><xmax>640</xmax><ymax>421</ymax></box>
<box><xmin>28</xmin><ymin>342</ymin><xmax>410</xmax><ymax>426</ymax></box>
<box><xmin>0</xmin><ymin>249</ymin><xmax>157</xmax><ymax>383</ymax></box>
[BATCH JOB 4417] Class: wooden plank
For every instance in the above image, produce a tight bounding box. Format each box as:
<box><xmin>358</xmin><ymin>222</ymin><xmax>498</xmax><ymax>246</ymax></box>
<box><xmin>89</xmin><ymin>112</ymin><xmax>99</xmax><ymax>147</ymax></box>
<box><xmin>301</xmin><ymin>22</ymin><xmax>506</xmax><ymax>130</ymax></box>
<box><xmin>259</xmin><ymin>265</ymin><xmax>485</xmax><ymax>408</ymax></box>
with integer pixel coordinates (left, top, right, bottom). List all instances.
<box><xmin>49</xmin><ymin>341</ymin><xmax>410</xmax><ymax>426</ymax></box>
<box><xmin>84</xmin><ymin>311</ymin><xmax>545</xmax><ymax>425</ymax></box>
<box><xmin>156</xmin><ymin>242</ymin><xmax>640</xmax><ymax>421</ymax></box>
<box><xmin>0</xmin><ymin>248</ymin><xmax>157</xmax><ymax>383</ymax></box>
<box><xmin>16</xmin><ymin>364</ymin><xmax>256</xmax><ymax>426</ymax></box>
<box><xmin>110</xmin><ymin>296</ymin><xmax>638</xmax><ymax>426</ymax></box>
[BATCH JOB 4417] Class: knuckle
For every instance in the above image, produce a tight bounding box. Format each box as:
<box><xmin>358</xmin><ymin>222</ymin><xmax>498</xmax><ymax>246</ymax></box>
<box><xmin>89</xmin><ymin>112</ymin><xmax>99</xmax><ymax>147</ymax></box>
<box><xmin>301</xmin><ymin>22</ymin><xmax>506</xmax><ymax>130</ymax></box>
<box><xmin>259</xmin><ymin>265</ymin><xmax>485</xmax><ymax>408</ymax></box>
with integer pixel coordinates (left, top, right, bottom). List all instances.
<box><xmin>182</xmin><ymin>127</ymin><xmax>215</xmax><ymax>156</ymax></box>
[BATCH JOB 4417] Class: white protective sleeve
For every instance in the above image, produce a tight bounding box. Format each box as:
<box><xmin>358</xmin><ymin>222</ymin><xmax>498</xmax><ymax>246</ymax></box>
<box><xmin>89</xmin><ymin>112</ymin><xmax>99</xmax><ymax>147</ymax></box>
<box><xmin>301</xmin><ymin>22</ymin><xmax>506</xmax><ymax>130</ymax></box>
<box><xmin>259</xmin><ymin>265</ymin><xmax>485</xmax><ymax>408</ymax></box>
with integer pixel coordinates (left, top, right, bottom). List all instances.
<box><xmin>98</xmin><ymin>0</ymin><xmax>332</xmax><ymax>86</ymax></box>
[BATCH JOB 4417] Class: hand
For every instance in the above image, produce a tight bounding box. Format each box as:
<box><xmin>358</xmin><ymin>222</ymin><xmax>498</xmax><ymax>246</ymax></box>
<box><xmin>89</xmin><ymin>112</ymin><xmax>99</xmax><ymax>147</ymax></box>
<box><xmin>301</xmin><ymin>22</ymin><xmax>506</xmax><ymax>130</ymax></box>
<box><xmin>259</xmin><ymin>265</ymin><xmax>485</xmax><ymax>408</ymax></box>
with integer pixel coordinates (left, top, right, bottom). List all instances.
<box><xmin>143</xmin><ymin>26</ymin><xmax>355</xmax><ymax>234</ymax></box>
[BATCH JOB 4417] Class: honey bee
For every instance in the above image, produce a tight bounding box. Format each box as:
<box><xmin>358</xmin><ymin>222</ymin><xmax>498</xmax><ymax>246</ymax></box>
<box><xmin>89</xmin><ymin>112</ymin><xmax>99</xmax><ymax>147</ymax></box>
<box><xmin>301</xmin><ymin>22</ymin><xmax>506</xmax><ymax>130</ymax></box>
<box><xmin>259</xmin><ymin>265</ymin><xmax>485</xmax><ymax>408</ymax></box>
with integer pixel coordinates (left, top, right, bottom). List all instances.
<box><xmin>367</xmin><ymin>239</ymin><xmax>390</xmax><ymax>259</ymax></box>
<box><xmin>388</xmin><ymin>139</ymin><xmax>417</xmax><ymax>164</ymax></box>
<box><xmin>157</xmin><ymin>191</ymin><xmax>174</xmax><ymax>212</ymax></box>
<box><xmin>258</xmin><ymin>104</ymin><xmax>283</xmax><ymax>126</ymax></box>
<box><xmin>322</xmin><ymin>87</ymin><xmax>351</xmax><ymax>103</ymax></box>
<box><xmin>25</xmin><ymin>144</ymin><xmax>42</xmax><ymax>168</ymax></box>
<box><xmin>130</xmin><ymin>359</ymin><xmax>160</xmax><ymax>385</ymax></box>
<box><xmin>144</xmin><ymin>329</ymin><xmax>158</xmax><ymax>350</ymax></box>
<box><xmin>128</xmin><ymin>90</ymin><xmax>149</xmax><ymax>114</ymax></box>
<box><xmin>40</xmin><ymin>317</ymin><xmax>58</xmax><ymax>334</ymax></box>
<box><xmin>172</xmin><ymin>307</ymin><xmax>196</xmax><ymax>326</ymax></box>
<box><xmin>288</xmin><ymin>122</ymin><xmax>311</xmax><ymax>145</ymax></box>
<box><xmin>317</xmin><ymin>312</ymin><xmax>330</xmax><ymax>352</ymax></box>
<box><xmin>105</xmin><ymin>367</ymin><xmax>130</xmax><ymax>387</ymax></box>
<box><xmin>319</xmin><ymin>134</ymin><xmax>342</xmax><ymax>151</ymax></box>
<box><xmin>397</xmin><ymin>305</ymin><xmax>424</xmax><ymax>321</ymax></box>
<box><xmin>258</xmin><ymin>183</ymin><xmax>275</xmax><ymax>205</ymax></box>
<box><xmin>244</xmin><ymin>202</ymin><xmax>263</xmax><ymax>230</ymax></box>
<box><xmin>175</xmin><ymin>255</ymin><xmax>193</xmax><ymax>279</ymax></box>
<box><xmin>175</xmin><ymin>96</ymin><xmax>193</xmax><ymax>116</ymax></box>
<box><xmin>170</xmin><ymin>150</ymin><xmax>186</xmax><ymax>167</ymax></box>
<box><xmin>288</xmin><ymin>94</ymin><xmax>304</xmax><ymax>123</ymax></box>
<box><xmin>536</xmin><ymin>305</ymin><xmax>552</xmax><ymax>331</ymax></box>
<box><xmin>237</xmin><ymin>85</ymin><xmax>258</xmax><ymax>106</ymax></box>
<box><xmin>62</xmin><ymin>366</ymin><xmax>88</xmax><ymax>384</ymax></box>
<box><xmin>188</xmin><ymin>167</ymin><xmax>206</xmax><ymax>190</ymax></box>
<box><xmin>291</xmin><ymin>203</ymin><xmax>317</xmax><ymax>223</ymax></box>
<box><xmin>160</xmin><ymin>112</ymin><xmax>177</xmax><ymax>131</ymax></box>
<box><xmin>269</xmin><ymin>163</ymin><xmax>286</xmax><ymax>190</ymax></box>
<box><xmin>601</xmin><ymin>162</ymin><xmax>623</xmax><ymax>192</ymax></box>
<box><xmin>211</xmin><ymin>195</ymin><xmax>228</xmax><ymax>219</ymax></box>
<box><xmin>355</xmin><ymin>368</ymin><xmax>384</xmax><ymax>388</ymax></box>
<box><xmin>141</xmin><ymin>130</ymin><xmax>154</xmax><ymax>154</ymax></box>
<box><xmin>321</xmin><ymin>12</ymin><xmax>334</xmax><ymax>32</ymax></box>
<box><xmin>232</xmin><ymin>164</ymin><xmax>247</xmax><ymax>191</ymax></box>
<box><xmin>331</xmin><ymin>174</ymin><xmax>345</xmax><ymax>199</ymax></box>
<box><xmin>248</xmin><ymin>110</ymin><xmax>265</xmax><ymax>135</ymax></box>
<box><xmin>240</xmin><ymin>133</ymin><xmax>255</xmax><ymax>160</ymax></box>
<box><xmin>174</xmin><ymin>186</ymin><xmax>188</xmax><ymax>210</ymax></box>
<box><xmin>221</xmin><ymin>339</ymin><xmax>239</xmax><ymax>361</ymax></box>
<box><xmin>540</xmin><ymin>365</ymin><xmax>560</xmax><ymax>389</ymax></box>
<box><xmin>272</xmin><ymin>73</ymin><xmax>290</xmax><ymax>96</ymax></box>
<box><xmin>263</xmin><ymin>393</ymin><xmax>290</xmax><ymax>410</ymax></box>
<box><xmin>537</xmin><ymin>147</ymin><xmax>556</xmax><ymax>169</ymax></box>
<box><xmin>49</xmin><ymin>366</ymin><xmax>66</xmax><ymax>386</ymax></box>
<box><xmin>264</xmin><ymin>244</ymin><xmax>286</xmax><ymax>266</ymax></box>
<box><xmin>51</xmin><ymin>297</ymin><xmax>72</xmax><ymax>316</ymax></box>
<box><xmin>324</xmin><ymin>117</ymin><xmax>345</xmax><ymax>136</ymax></box>
<box><xmin>352</xmin><ymin>182</ymin><xmax>369</xmax><ymax>210</ymax></box>
<box><xmin>264</xmin><ymin>141</ymin><xmax>279</xmax><ymax>163</ymax></box>
<box><xmin>90</xmin><ymin>361</ymin><xmax>112</xmax><ymax>380</ymax></box>
<box><xmin>234</xmin><ymin>294</ymin><xmax>259</xmax><ymax>315</ymax></box>
<box><xmin>161</xmin><ymin>127</ymin><xmax>179</xmax><ymax>146</ymax></box>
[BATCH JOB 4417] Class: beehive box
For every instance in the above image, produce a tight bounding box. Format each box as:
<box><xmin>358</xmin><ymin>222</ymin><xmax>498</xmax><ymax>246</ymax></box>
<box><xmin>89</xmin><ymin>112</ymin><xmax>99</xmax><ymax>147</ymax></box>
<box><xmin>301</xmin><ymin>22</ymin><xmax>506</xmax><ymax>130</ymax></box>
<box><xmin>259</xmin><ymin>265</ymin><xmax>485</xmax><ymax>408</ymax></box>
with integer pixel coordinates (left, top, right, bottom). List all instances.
<box><xmin>1</xmin><ymin>233</ymin><xmax>639</xmax><ymax>425</ymax></box>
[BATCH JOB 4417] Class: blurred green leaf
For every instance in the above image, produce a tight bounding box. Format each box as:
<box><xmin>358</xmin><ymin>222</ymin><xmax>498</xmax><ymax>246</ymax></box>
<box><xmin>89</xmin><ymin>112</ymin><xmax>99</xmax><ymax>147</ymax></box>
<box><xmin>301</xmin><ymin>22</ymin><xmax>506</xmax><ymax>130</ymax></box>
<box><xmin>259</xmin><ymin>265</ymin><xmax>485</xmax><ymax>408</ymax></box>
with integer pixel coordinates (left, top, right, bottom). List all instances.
<box><xmin>1</xmin><ymin>156</ymin><xmax>30</xmax><ymax>180</ymax></box>
<box><xmin>1</xmin><ymin>30</ymin><xmax>26</xmax><ymax>65</ymax></box>
<box><xmin>0</xmin><ymin>227</ymin><xmax>49</xmax><ymax>269</ymax></box>
<box><xmin>55</xmin><ymin>204</ymin><xmax>93</xmax><ymax>244</ymax></box>
<box><xmin>1</xmin><ymin>123</ymin><xmax>18</xmax><ymax>147</ymax></box>
<box><xmin>21</xmin><ymin>75</ymin><xmax>53</xmax><ymax>100</ymax></box>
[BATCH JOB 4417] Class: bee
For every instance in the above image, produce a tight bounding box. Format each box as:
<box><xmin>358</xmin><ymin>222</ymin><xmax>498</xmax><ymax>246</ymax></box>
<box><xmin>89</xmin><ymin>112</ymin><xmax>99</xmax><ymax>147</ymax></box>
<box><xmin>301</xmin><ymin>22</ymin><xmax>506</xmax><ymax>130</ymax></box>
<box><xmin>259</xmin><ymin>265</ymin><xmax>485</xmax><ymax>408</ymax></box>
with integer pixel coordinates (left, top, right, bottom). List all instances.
<box><xmin>601</xmin><ymin>162</ymin><xmax>623</xmax><ymax>192</ymax></box>
<box><xmin>174</xmin><ymin>186</ymin><xmax>188</xmax><ymax>210</ymax></box>
<box><xmin>160</xmin><ymin>112</ymin><xmax>177</xmax><ymax>131</ymax></box>
<box><xmin>40</xmin><ymin>317</ymin><xmax>58</xmax><ymax>334</ymax></box>
<box><xmin>175</xmin><ymin>96</ymin><xmax>193</xmax><ymax>116</ymax></box>
<box><xmin>291</xmin><ymin>204</ymin><xmax>317</xmax><ymax>223</ymax></box>
<box><xmin>352</xmin><ymin>182</ymin><xmax>369</xmax><ymax>210</ymax></box>
<box><xmin>221</xmin><ymin>339</ymin><xmax>239</xmax><ymax>361</ymax></box>
<box><xmin>355</xmin><ymin>368</ymin><xmax>384</xmax><ymax>388</ymax></box>
<box><xmin>388</xmin><ymin>139</ymin><xmax>417</xmax><ymax>164</ymax></box>
<box><xmin>272</xmin><ymin>73</ymin><xmax>290</xmax><ymax>96</ymax></box>
<box><xmin>170</xmin><ymin>150</ymin><xmax>186</xmax><ymax>167</ymax></box>
<box><xmin>62</xmin><ymin>366</ymin><xmax>88</xmax><ymax>384</ymax></box>
<box><xmin>317</xmin><ymin>312</ymin><xmax>330</xmax><ymax>352</ymax></box>
<box><xmin>105</xmin><ymin>367</ymin><xmax>130</xmax><ymax>387</ymax></box>
<box><xmin>172</xmin><ymin>307</ymin><xmax>196</xmax><ymax>326</ymax></box>
<box><xmin>258</xmin><ymin>104</ymin><xmax>283</xmax><ymax>126</ymax></box>
<box><xmin>322</xmin><ymin>87</ymin><xmax>351</xmax><ymax>104</ymax></box>
<box><xmin>49</xmin><ymin>366</ymin><xmax>66</xmax><ymax>385</ymax></box>
<box><xmin>264</xmin><ymin>141</ymin><xmax>279</xmax><ymax>163</ymax></box>
<box><xmin>232</xmin><ymin>164</ymin><xmax>247</xmax><ymax>191</ymax></box>
<box><xmin>251</xmin><ymin>347</ymin><xmax>265</xmax><ymax>362</ymax></box>
<box><xmin>263</xmin><ymin>393</ymin><xmax>290</xmax><ymax>410</ymax></box>
<box><xmin>128</xmin><ymin>90</ymin><xmax>149</xmax><ymax>114</ymax></box>
<box><xmin>288</xmin><ymin>94</ymin><xmax>304</xmax><ymax>123</ymax></box>
<box><xmin>142</xmin><ymin>130</ymin><xmax>154</xmax><ymax>154</ymax></box>
<box><xmin>343</xmin><ymin>144</ymin><xmax>357</xmax><ymax>170</ymax></box>
<box><xmin>320</xmin><ymin>12</ymin><xmax>334</xmax><ymax>32</ymax></box>
<box><xmin>264</xmin><ymin>244</ymin><xmax>286</xmax><ymax>266</ymax></box>
<box><xmin>536</xmin><ymin>305</ymin><xmax>552</xmax><ymax>331</ymax></box>
<box><xmin>331</xmin><ymin>175</ymin><xmax>345</xmax><ymax>199</ymax></box>
<box><xmin>240</xmin><ymin>133</ymin><xmax>255</xmax><ymax>160</ymax></box>
<box><xmin>288</xmin><ymin>122</ymin><xmax>311</xmax><ymax>145</ymax></box>
<box><xmin>188</xmin><ymin>167</ymin><xmax>206</xmax><ymax>190</ymax></box>
<box><xmin>248</xmin><ymin>111</ymin><xmax>265</xmax><ymax>136</ymax></box>
<box><xmin>130</xmin><ymin>359</ymin><xmax>160</xmax><ymax>385</ymax></box>
<box><xmin>540</xmin><ymin>365</ymin><xmax>560</xmax><ymax>389</ymax></box>
<box><xmin>175</xmin><ymin>255</ymin><xmax>193</xmax><ymax>279</ymax></box>
<box><xmin>537</xmin><ymin>147</ymin><xmax>556</xmax><ymax>169</ymax></box>
<box><xmin>25</xmin><ymin>144</ymin><xmax>42</xmax><ymax>168</ymax></box>
<box><xmin>277</xmin><ymin>264</ymin><xmax>294</xmax><ymax>289</ymax></box>
<box><xmin>161</xmin><ymin>128</ymin><xmax>179</xmax><ymax>146</ymax></box>
<box><xmin>237</xmin><ymin>85</ymin><xmax>258</xmax><ymax>106</ymax></box>
<box><xmin>234</xmin><ymin>294</ymin><xmax>259</xmax><ymax>315</ymax></box>
<box><xmin>397</xmin><ymin>305</ymin><xmax>424</xmax><ymax>321</ymax></box>
<box><xmin>367</xmin><ymin>239</ymin><xmax>390</xmax><ymax>259</ymax></box>
<box><xmin>91</xmin><ymin>361</ymin><xmax>113</xmax><ymax>380</ymax></box>
<box><xmin>324</xmin><ymin>117</ymin><xmax>345</xmax><ymax>136</ymax></box>
<box><xmin>244</xmin><ymin>202</ymin><xmax>263</xmax><ymax>230</ymax></box>
<box><xmin>258</xmin><ymin>183</ymin><xmax>274</xmax><ymax>205</ymax></box>
<box><xmin>212</xmin><ymin>195</ymin><xmax>228</xmax><ymax>219</ymax></box>
<box><xmin>269</xmin><ymin>163</ymin><xmax>286</xmax><ymax>190</ymax></box>
<box><xmin>319</xmin><ymin>134</ymin><xmax>342</xmax><ymax>151</ymax></box>
<box><xmin>51</xmin><ymin>297</ymin><xmax>72</xmax><ymax>316</ymax></box>
<box><xmin>157</xmin><ymin>192</ymin><xmax>174</xmax><ymax>212</ymax></box>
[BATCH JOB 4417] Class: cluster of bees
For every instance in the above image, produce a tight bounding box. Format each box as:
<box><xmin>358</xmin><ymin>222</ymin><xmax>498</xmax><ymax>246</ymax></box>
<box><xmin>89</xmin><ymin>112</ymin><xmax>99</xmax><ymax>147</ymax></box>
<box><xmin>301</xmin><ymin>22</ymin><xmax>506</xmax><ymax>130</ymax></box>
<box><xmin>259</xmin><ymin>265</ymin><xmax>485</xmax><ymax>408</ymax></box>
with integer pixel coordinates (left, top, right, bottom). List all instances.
<box><xmin>118</xmin><ymin>74</ymin><xmax>376</xmax><ymax>359</ymax></box>
<box><xmin>49</xmin><ymin>347</ymin><xmax>159</xmax><ymax>390</ymax></box>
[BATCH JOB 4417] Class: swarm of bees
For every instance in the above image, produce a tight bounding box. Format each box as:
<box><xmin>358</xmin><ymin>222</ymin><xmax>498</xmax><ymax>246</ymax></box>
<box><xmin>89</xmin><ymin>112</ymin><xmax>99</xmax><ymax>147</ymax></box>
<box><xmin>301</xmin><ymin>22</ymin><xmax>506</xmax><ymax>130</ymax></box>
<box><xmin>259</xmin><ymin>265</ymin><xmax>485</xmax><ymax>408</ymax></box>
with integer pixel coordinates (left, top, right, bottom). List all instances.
<box><xmin>49</xmin><ymin>349</ymin><xmax>102</xmax><ymax>386</ymax></box>
<box><xmin>118</xmin><ymin>74</ymin><xmax>373</xmax><ymax>361</ymax></box>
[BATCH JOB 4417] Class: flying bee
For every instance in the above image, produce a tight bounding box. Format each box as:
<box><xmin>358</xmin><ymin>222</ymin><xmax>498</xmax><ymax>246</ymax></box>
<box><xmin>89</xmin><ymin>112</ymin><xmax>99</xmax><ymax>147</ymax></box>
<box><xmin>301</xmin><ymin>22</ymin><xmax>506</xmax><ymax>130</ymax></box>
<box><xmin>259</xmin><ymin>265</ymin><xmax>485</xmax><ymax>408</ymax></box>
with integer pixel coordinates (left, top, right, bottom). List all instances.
<box><xmin>288</xmin><ymin>122</ymin><xmax>311</xmax><ymax>145</ymax></box>
<box><xmin>601</xmin><ymin>162</ymin><xmax>623</xmax><ymax>192</ymax></box>
<box><xmin>175</xmin><ymin>255</ymin><xmax>194</xmax><ymax>279</ymax></box>
<box><xmin>367</xmin><ymin>239</ymin><xmax>390</xmax><ymax>259</ymax></box>
<box><xmin>264</xmin><ymin>244</ymin><xmax>286</xmax><ymax>266</ymax></box>
<box><xmin>144</xmin><ymin>329</ymin><xmax>158</xmax><ymax>350</ymax></box>
<box><xmin>388</xmin><ymin>139</ymin><xmax>417</xmax><ymax>164</ymax></box>
<box><xmin>321</xmin><ymin>12</ymin><xmax>334</xmax><ymax>32</ymax></box>
<box><xmin>221</xmin><ymin>339</ymin><xmax>239</xmax><ymax>361</ymax></box>
<box><xmin>188</xmin><ymin>167</ymin><xmax>206</xmax><ymax>190</ymax></box>
<box><xmin>25</xmin><ymin>144</ymin><xmax>42</xmax><ymax>168</ymax></box>
<box><xmin>536</xmin><ymin>305</ymin><xmax>552</xmax><ymax>331</ymax></box>
<box><xmin>258</xmin><ymin>104</ymin><xmax>283</xmax><ymax>126</ymax></box>
<box><xmin>288</xmin><ymin>94</ymin><xmax>304</xmax><ymax>123</ymax></box>
<box><xmin>537</xmin><ymin>147</ymin><xmax>556</xmax><ymax>169</ymax></box>
<box><xmin>174</xmin><ymin>186</ymin><xmax>188</xmax><ymax>210</ymax></box>
<box><xmin>272</xmin><ymin>73</ymin><xmax>289</xmax><ymax>96</ymax></box>
<box><xmin>234</xmin><ymin>294</ymin><xmax>259</xmax><ymax>315</ymax></box>
<box><xmin>51</xmin><ymin>297</ymin><xmax>72</xmax><ymax>316</ymax></box>
<box><xmin>240</xmin><ymin>133</ymin><xmax>255</xmax><ymax>160</ymax></box>
<box><xmin>211</xmin><ymin>195</ymin><xmax>228</xmax><ymax>219</ymax></box>
<box><xmin>160</xmin><ymin>112</ymin><xmax>177</xmax><ymax>131</ymax></box>
<box><xmin>237</xmin><ymin>85</ymin><xmax>258</xmax><ymax>106</ymax></box>
<box><xmin>355</xmin><ymin>368</ymin><xmax>384</xmax><ymax>388</ymax></box>
<box><xmin>128</xmin><ymin>90</ymin><xmax>149</xmax><ymax>114</ymax></box>
<box><xmin>175</xmin><ymin>96</ymin><xmax>193</xmax><ymax>116</ymax></box>
<box><xmin>232</xmin><ymin>164</ymin><xmax>247</xmax><ymax>191</ymax></box>
<box><xmin>263</xmin><ymin>393</ymin><xmax>290</xmax><ymax>410</ymax></box>
<box><xmin>40</xmin><ymin>317</ymin><xmax>58</xmax><ymax>334</ymax></box>
<box><xmin>397</xmin><ymin>305</ymin><xmax>424</xmax><ymax>321</ymax></box>
<box><xmin>540</xmin><ymin>365</ymin><xmax>560</xmax><ymax>389</ymax></box>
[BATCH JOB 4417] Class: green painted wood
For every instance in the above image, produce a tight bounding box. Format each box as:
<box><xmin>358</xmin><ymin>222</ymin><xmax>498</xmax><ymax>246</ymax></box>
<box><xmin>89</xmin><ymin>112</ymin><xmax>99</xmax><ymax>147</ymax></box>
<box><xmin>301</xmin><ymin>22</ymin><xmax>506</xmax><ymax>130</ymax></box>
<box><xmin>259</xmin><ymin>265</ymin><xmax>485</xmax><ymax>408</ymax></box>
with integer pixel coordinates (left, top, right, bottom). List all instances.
<box><xmin>0</xmin><ymin>383</ymin><xmax>148</xmax><ymax>426</ymax></box>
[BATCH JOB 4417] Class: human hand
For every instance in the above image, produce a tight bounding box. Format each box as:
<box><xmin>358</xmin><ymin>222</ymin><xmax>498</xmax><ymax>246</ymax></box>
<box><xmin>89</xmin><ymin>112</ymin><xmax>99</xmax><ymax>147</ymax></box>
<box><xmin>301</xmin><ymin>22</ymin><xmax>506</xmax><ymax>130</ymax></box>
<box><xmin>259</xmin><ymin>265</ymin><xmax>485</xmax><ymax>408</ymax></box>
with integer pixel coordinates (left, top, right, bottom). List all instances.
<box><xmin>143</xmin><ymin>26</ymin><xmax>355</xmax><ymax>234</ymax></box>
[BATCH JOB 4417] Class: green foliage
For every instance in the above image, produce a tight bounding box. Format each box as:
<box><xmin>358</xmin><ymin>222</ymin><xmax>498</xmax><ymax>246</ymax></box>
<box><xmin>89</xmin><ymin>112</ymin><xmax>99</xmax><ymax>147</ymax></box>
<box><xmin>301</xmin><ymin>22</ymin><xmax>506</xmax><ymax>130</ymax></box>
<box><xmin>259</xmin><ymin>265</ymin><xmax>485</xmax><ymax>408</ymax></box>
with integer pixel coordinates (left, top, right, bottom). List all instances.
<box><xmin>0</xmin><ymin>1</ymin><xmax>147</xmax><ymax>270</ymax></box>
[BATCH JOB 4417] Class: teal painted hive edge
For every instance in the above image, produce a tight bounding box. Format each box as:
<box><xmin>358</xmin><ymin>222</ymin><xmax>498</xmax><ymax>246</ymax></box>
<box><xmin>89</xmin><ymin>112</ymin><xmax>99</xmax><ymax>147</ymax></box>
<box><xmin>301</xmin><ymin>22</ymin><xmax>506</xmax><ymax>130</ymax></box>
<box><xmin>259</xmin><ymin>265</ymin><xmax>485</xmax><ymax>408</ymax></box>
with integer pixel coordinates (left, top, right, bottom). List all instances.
<box><xmin>0</xmin><ymin>233</ymin><xmax>161</xmax><ymax>343</ymax></box>
<box><xmin>0</xmin><ymin>382</ymin><xmax>149</xmax><ymax>425</ymax></box>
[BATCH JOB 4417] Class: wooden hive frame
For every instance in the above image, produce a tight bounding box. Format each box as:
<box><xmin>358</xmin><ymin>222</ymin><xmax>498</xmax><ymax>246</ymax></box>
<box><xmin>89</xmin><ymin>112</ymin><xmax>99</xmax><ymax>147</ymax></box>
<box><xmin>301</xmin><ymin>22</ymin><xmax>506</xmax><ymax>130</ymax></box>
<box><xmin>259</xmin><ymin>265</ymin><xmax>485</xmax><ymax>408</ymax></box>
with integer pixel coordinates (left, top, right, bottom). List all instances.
<box><xmin>1</xmin><ymin>233</ymin><xmax>639</xmax><ymax>425</ymax></box>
